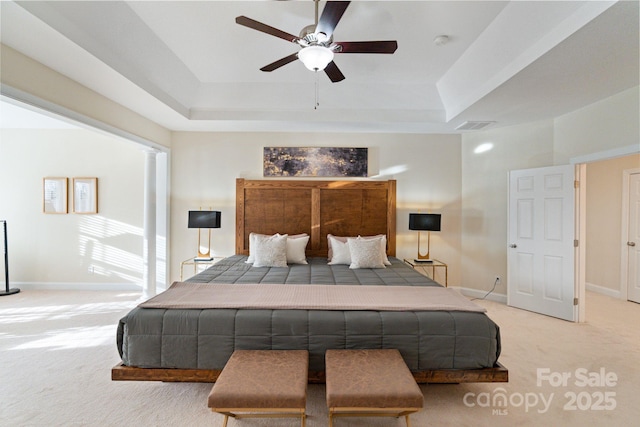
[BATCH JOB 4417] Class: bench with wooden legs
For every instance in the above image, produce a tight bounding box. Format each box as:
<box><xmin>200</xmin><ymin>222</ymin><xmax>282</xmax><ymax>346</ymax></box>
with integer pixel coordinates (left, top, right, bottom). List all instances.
<box><xmin>325</xmin><ymin>349</ymin><xmax>424</xmax><ymax>427</ymax></box>
<box><xmin>208</xmin><ymin>350</ymin><xmax>308</xmax><ymax>427</ymax></box>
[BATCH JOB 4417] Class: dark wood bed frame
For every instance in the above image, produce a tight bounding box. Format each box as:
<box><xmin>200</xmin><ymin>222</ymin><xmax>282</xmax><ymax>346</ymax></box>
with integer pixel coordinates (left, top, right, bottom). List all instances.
<box><xmin>112</xmin><ymin>178</ymin><xmax>508</xmax><ymax>384</ymax></box>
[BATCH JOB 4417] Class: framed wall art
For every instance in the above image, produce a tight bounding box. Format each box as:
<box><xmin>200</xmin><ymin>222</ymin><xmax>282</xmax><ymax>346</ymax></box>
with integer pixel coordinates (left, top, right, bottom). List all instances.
<box><xmin>263</xmin><ymin>147</ymin><xmax>368</xmax><ymax>177</ymax></box>
<box><xmin>43</xmin><ymin>177</ymin><xmax>68</xmax><ymax>214</ymax></box>
<box><xmin>72</xmin><ymin>177</ymin><xmax>98</xmax><ymax>214</ymax></box>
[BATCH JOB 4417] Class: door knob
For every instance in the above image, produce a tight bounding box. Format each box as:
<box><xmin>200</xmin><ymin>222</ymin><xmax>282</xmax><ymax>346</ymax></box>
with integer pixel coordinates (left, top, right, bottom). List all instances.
<box><xmin>629</xmin><ymin>242</ymin><xmax>636</xmax><ymax>247</ymax></box>
<box><xmin>509</xmin><ymin>244</ymin><xmax>517</xmax><ymax>248</ymax></box>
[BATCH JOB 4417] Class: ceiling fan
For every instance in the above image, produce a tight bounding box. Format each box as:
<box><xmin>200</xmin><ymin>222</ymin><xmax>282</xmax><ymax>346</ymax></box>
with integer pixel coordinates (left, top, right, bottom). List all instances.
<box><xmin>235</xmin><ymin>0</ymin><xmax>398</xmax><ymax>83</ymax></box>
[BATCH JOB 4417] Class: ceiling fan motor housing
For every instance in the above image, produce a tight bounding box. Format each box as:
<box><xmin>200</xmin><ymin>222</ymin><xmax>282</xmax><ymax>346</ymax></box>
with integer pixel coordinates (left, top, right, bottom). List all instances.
<box><xmin>299</xmin><ymin>24</ymin><xmax>332</xmax><ymax>47</ymax></box>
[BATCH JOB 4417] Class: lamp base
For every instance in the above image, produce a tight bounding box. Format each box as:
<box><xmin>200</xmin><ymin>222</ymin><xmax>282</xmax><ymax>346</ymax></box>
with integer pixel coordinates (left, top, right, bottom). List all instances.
<box><xmin>194</xmin><ymin>257</ymin><xmax>213</xmax><ymax>262</ymax></box>
<box><xmin>413</xmin><ymin>259</ymin><xmax>433</xmax><ymax>263</ymax></box>
<box><xmin>0</xmin><ymin>288</ymin><xmax>20</xmax><ymax>296</ymax></box>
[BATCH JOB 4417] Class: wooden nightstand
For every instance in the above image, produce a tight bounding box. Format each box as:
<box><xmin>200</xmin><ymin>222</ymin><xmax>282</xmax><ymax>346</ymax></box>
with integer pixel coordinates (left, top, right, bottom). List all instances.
<box><xmin>403</xmin><ymin>258</ymin><xmax>448</xmax><ymax>287</ymax></box>
<box><xmin>180</xmin><ymin>256</ymin><xmax>224</xmax><ymax>281</ymax></box>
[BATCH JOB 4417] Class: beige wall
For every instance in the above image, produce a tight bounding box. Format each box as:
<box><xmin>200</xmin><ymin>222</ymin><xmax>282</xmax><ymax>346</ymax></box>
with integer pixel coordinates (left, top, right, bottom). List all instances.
<box><xmin>554</xmin><ymin>87</ymin><xmax>639</xmax><ymax>164</ymax></box>
<box><xmin>460</xmin><ymin>87</ymin><xmax>639</xmax><ymax>300</ymax></box>
<box><xmin>170</xmin><ymin>132</ymin><xmax>462</xmax><ymax>285</ymax></box>
<box><xmin>0</xmin><ymin>129</ymin><xmax>145</xmax><ymax>288</ymax></box>
<box><xmin>586</xmin><ymin>154</ymin><xmax>640</xmax><ymax>294</ymax></box>
<box><xmin>461</xmin><ymin>120</ymin><xmax>556</xmax><ymax>298</ymax></box>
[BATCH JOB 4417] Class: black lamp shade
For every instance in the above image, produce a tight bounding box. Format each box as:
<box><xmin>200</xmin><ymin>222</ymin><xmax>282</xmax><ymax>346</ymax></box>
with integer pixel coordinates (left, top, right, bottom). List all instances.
<box><xmin>408</xmin><ymin>213</ymin><xmax>441</xmax><ymax>231</ymax></box>
<box><xmin>188</xmin><ymin>211</ymin><xmax>221</xmax><ymax>229</ymax></box>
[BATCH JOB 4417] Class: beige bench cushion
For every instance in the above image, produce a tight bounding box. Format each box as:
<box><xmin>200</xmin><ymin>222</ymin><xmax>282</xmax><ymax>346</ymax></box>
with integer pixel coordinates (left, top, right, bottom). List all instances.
<box><xmin>325</xmin><ymin>349</ymin><xmax>423</xmax><ymax>409</ymax></box>
<box><xmin>208</xmin><ymin>350</ymin><xmax>308</xmax><ymax>409</ymax></box>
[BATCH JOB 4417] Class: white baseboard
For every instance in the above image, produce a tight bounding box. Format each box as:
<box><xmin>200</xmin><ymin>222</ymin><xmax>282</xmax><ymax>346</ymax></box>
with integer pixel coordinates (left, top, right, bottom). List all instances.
<box><xmin>585</xmin><ymin>282</ymin><xmax>621</xmax><ymax>299</ymax></box>
<box><xmin>453</xmin><ymin>286</ymin><xmax>507</xmax><ymax>304</ymax></box>
<box><xmin>12</xmin><ymin>282</ymin><xmax>143</xmax><ymax>292</ymax></box>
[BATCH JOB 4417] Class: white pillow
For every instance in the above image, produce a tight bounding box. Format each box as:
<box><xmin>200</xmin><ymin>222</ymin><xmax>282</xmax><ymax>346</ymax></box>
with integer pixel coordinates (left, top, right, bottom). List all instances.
<box><xmin>245</xmin><ymin>233</ymin><xmax>264</xmax><ymax>264</ymax></box>
<box><xmin>252</xmin><ymin>233</ymin><xmax>288</xmax><ymax>267</ymax></box>
<box><xmin>287</xmin><ymin>234</ymin><xmax>310</xmax><ymax>264</ymax></box>
<box><xmin>327</xmin><ymin>234</ymin><xmax>347</xmax><ymax>262</ymax></box>
<box><xmin>327</xmin><ymin>235</ymin><xmax>351</xmax><ymax>265</ymax></box>
<box><xmin>328</xmin><ymin>234</ymin><xmax>391</xmax><ymax>265</ymax></box>
<box><xmin>246</xmin><ymin>232</ymin><xmax>260</xmax><ymax>264</ymax></box>
<box><xmin>362</xmin><ymin>234</ymin><xmax>392</xmax><ymax>266</ymax></box>
<box><xmin>348</xmin><ymin>237</ymin><xmax>386</xmax><ymax>269</ymax></box>
<box><xmin>247</xmin><ymin>233</ymin><xmax>308</xmax><ymax>265</ymax></box>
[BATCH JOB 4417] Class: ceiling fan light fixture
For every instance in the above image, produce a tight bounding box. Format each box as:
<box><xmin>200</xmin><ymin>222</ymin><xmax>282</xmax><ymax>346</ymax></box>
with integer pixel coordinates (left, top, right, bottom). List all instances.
<box><xmin>298</xmin><ymin>45</ymin><xmax>334</xmax><ymax>71</ymax></box>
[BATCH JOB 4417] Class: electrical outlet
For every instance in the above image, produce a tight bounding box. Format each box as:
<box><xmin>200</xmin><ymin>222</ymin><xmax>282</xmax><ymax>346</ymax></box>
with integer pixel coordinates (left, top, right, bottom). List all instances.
<box><xmin>495</xmin><ymin>276</ymin><xmax>501</xmax><ymax>284</ymax></box>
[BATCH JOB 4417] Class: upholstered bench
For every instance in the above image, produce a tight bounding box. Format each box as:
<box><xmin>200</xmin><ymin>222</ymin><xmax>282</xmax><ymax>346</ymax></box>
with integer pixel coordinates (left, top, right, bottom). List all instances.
<box><xmin>325</xmin><ymin>349</ymin><xmax>423</xmax><ymax>427</ymax></box>
<box><xmin>208</xmin><ymin>350</ymin><xmax>308</xmax><ymax>427</ymax></box>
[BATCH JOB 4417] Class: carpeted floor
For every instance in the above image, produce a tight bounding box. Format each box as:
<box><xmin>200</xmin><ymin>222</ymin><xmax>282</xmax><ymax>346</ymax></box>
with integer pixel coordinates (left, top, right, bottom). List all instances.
<box><xmin>0</xmin><ymin>289</ymin><xmax>638</xmax><ymax>426</ymax></box>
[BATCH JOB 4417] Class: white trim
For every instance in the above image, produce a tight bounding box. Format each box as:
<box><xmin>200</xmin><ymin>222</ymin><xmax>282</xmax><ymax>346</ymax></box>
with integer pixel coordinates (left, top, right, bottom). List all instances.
<box><xmin>620</xmin><ymin>168</ymin><xmax>640</xmax><ymax>301</ymax></box>
<box><xmin>575</xmin><ymin>164</ymin><xmax>587</xmax><ymax>322</ymax></box>
<box><xmin>570</xmin><ymin>144</ymin><xmax>640</xmax><ymax>165</ymax></box>
<box><xmin>586</xmin><ymin>282</ymin><xmax>622</xmax><ymax>299</ymax></box>
<box><xmin>1</xmin><ymin>85</ymin><xmax>169</xmax><ymax>153</ymax></box>
<box><xmin>14</xmin><ymin>282</ymin><xmax>142</xmax><ymax>292</ymax></box>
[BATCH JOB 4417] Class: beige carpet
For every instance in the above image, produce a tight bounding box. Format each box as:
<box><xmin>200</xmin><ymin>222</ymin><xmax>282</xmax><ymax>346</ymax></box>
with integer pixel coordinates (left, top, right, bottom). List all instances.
<box><xmin>0</xmin><ymin>289</ymin><xmax>638</xmax><ymax>426</ymax></box>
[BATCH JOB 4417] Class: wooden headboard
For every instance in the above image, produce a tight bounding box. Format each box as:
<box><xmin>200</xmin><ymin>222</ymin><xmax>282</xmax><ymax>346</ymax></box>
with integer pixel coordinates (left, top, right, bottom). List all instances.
<box><xmin>236</xmin><ymin>179</ymin><xmax>396</xmax><ymax>257</ymax></box>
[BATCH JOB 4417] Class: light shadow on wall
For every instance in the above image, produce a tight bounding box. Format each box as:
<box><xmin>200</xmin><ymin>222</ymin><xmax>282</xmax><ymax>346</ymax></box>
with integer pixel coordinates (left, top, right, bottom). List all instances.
<box><xmin>78</xmin><ymin>216</ymin><xmax>144</xmax><ymax>283</ymax></box>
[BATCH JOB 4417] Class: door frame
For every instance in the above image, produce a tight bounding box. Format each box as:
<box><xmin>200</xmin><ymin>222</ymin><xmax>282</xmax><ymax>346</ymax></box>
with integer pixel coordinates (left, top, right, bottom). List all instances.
<box><xmin>620</xmin><ymin>168</ymin><xmax>640</xmax><ymax>301</ymax></box>
<box><xmin>575</xmin><ymin>164</ymin><xmax>587</xmax><ymax>322</ymax></box>
<box><xmin>507</xmin><ymin>164</ymin><xmax>581</xmax><ymax>322</ymax></box>
<box><xmin>570</xmin><ymin>144</ymin><xmax>640</xmax><ymax>309</ymax></box>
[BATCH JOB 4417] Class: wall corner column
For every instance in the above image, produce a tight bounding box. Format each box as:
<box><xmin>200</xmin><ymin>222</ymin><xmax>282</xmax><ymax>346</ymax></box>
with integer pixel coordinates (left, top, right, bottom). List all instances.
<box><xmin>143</xmin><ymin>149</ymin><xmax>158</xmax><ymax>298</ymax></box>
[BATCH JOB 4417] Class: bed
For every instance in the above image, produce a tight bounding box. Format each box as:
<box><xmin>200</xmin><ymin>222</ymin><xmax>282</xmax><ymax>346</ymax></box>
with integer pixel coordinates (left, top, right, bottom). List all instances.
<box><xmin>112</xmin><ymin>179</ymin><xmax>507</xmax><ymax>383</ymax></box>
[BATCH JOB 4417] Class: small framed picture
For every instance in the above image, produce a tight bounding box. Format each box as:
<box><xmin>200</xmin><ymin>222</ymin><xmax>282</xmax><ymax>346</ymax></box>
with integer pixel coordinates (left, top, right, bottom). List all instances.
<box><xmin>43</xmin><ymin>177</ymin><xmax>68</xmax><ymax>214</ymax></box>
<box><xmin>72</xmin><ymin>177</ymin><xmax>98</xmax><ymax>214</ymax></box>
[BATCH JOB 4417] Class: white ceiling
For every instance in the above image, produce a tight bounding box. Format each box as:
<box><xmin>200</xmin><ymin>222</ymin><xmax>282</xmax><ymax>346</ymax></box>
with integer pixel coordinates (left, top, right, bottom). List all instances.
<box><xmin>1</xmin><ymin>1</ymin><xmax>638</xmax><ymax>133</ymax></box>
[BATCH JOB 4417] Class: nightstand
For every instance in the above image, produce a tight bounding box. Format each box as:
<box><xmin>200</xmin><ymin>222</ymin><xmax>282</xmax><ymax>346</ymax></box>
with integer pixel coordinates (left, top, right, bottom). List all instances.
<box><xmin>403</xmin><ymin>258</ymin><xmax>448</xmax><ymax>287</ymax></box>
<box><xmin>180</xmin><ymin>256</ymin><xmax>224</xmax><ymax>281</ymax></box>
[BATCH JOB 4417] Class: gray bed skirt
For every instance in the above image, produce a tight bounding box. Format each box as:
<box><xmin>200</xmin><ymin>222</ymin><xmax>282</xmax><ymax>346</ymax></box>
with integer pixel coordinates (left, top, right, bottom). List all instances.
<box><xmin>117</xmin><ymin>256</ymin><xmax>501</xmax><ymax>372</ymax></box>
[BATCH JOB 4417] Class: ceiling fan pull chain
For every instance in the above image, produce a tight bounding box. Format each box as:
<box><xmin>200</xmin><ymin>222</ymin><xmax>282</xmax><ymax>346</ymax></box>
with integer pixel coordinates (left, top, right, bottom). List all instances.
<box><xmin>315</xmin><ymin>72</ymin><xmax>320</xmax><ymax>109</ymax></box>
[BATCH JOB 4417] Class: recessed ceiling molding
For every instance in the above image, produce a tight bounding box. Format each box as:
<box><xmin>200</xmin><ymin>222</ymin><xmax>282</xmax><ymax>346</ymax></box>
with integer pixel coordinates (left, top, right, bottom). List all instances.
<box><xmin>14</xmin><ymin>1</ymin><xmax>198</xmax><ymax>117</ymax></box>
<box><xmin>1</xmin><ymin>1</ymin><xmax>634</xmax><ymax>134</ymax></box>
<box><xmin>0</xmin><ymin>2</ymin><xmax>192</xmax><ymax>124</ymax></box>
<box><xmin>189</xmin><ymin>107</ymin><xmax>444</xmax><ymax>123</ymax></box>
<box><xmin>437</xmin><ymin>0</ymin><xmax>617</xmax><ymax>122</ymax></box>
<box><xmin>168</xmin><ymin>119</ymin><xmax>455</xmax><ymax>134</ymax></box>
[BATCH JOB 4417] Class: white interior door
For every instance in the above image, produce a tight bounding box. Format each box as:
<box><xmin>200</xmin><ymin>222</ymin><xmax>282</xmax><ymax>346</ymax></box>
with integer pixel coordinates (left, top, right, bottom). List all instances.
<box><xmin>627</xmin><ymin>172</ymin><xmax>640</xmax><ymax>303</ymax></box>
<box><xmin>508</xmin><ymin>165</ymin><xmax>576</xmax><ymax>321</ymax></box>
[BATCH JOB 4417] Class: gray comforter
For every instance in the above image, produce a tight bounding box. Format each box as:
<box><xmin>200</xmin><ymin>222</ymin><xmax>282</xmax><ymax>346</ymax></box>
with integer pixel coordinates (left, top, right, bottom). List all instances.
<box><xmin>117</xmin><ymin>256</ymin><xmax>501</xmax><ymax>371</ymax></box>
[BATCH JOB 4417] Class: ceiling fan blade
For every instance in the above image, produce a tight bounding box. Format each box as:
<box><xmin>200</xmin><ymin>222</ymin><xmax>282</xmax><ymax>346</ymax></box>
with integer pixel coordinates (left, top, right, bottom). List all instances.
<box><xmin>235</xmin><ymin>16</ymin><xmax>299</xmax><ymax>43</ymax></box>
<box><xmin>260</xmin><ymin>53</ymin><xmax>299</xmax><ymax>72</ymax></box>
<box><xmin>335</xmin><ymin>41</ymin><xmax>398</xmax><ymax>54</ymax></box>
<box><xmin>316</xmin><ymin>1</ymin><xmax>350</xmax><ymax>39</ymax></box>
<box><xmin>324</xmin><ymin>61</ymin><xmax>345</xmax><ymax>83</ymax></box>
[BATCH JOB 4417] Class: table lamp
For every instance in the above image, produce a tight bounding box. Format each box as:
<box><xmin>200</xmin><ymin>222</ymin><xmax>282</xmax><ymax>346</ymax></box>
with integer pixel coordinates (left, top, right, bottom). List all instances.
<box><xmin>408</xmin><ymin>213</ymin><xmax>441</xmax><ymax>263</ymax></box>
<box><xmin>188</xmin><ymin>210</ymin><xmax>221</xmax><ymax>260</ymax></box>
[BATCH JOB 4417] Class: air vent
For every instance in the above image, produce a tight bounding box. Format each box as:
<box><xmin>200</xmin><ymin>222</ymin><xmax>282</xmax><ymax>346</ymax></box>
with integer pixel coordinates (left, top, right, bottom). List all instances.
<box><xmin>455</xmin><ymin>121</ymin><xmax>496</xmax><ymax>131</ymax></box>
